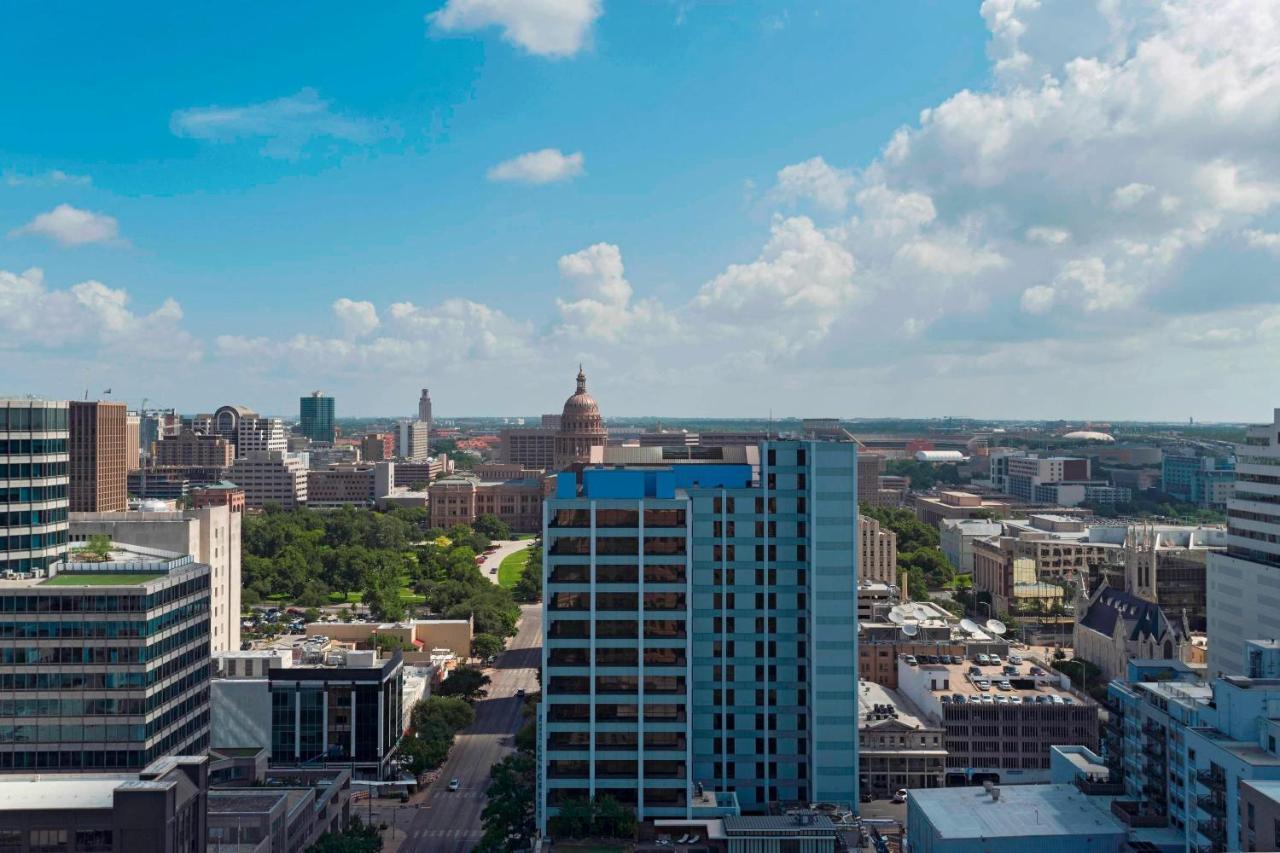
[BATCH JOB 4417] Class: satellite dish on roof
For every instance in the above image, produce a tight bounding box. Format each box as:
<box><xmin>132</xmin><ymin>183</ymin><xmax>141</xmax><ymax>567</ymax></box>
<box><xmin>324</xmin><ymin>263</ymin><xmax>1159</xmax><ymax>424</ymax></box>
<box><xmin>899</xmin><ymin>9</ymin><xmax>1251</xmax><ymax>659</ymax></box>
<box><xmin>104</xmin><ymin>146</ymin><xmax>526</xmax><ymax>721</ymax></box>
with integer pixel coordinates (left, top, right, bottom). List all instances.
<box><xmin>986</xmin><ymin>619</ymin><xmax>1008</xmax><ymax>636</ymax></box>
<box><xmin>901</xmin><ymin>622</ymin><xmax>919</xmax><ymax>637</ymax></box>
<box><xmin>959</xmin><ymin>618</ymin><xmax>982</xmax><ymax>634</ymax></box>
<box><xmin>888</xmin><ymin>610</ymin><xmax>906</xmax><ymax>625</ymax></box>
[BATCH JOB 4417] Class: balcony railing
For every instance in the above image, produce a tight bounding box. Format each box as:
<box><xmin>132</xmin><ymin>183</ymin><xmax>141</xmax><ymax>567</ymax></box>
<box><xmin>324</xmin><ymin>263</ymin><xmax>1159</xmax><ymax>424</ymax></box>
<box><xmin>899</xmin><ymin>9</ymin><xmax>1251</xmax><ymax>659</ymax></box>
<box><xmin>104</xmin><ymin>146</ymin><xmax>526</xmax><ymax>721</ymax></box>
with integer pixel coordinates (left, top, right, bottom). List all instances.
<box><xmin>1196</xmin><ymin>768</ymin><xmax>1226</xmax><ymax>790</ymax></box>
<box><xmin>1200</xmin><ymin>817</ymin><xmax>1227</xmax><ymax>845</ymax></box>
<box><xmin>1196</xmin><ymin>794</ymin><xmax>1226</xmax><ymax>819</ymax></box>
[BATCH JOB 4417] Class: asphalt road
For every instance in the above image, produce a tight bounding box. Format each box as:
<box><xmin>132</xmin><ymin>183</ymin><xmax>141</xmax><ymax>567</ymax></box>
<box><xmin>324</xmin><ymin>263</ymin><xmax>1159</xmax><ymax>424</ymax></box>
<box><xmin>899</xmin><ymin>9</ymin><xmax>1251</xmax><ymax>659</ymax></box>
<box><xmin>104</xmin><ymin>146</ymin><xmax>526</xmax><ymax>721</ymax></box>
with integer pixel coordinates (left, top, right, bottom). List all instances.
<box><xmin>398</xmin><ymin>602</ymin><xmax>542</xmax><ymax>852</ymax></box>
<box><xmin>477</xmin><ymin>539</ymin><xmax>536</xmax><ymax>586</ymax></box>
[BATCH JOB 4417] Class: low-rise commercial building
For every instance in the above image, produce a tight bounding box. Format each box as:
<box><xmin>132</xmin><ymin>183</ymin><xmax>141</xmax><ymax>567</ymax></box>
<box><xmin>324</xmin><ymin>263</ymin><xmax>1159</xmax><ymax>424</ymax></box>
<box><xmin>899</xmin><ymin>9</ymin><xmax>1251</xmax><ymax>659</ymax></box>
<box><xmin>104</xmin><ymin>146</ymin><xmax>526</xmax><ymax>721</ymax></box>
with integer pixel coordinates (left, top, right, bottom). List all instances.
<box><xmin>914</xmin><ymin>490</ymin><xmax>1015</xmax><ymax>527</ymax></box>
<box><xmin>905</xmin><ymin>783</ymin><xmax>1129</xmax><ymax>853</ymax></box>
<box><xmin>858</xmin><ymin>680</ymin><xmax>946</xmax><ymax>797</ymax></box>
<box><xmin>0</xmin><ymin>756</ymin><xmax>208</xmax><ymax>853</ymax></box>
<box><xmin>303</xmin><ymin>618</ymin><xmax>472</xmax><ymax>659</ymax></box>
<box><xmin>208</xmin><ymin>766</ymin><xmax>351</xmax><ymax>853</ymax></box>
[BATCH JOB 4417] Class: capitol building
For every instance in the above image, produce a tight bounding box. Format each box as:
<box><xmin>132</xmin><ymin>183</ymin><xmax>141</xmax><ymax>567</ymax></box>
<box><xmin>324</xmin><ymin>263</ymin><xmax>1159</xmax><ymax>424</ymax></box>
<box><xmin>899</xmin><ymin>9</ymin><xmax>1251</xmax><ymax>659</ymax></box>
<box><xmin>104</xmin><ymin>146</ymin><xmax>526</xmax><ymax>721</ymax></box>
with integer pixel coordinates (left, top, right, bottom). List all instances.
<box><xmin>499</xmin><ymin>367</ymin><xmax>608</xmax><ymax>472</ymax></box>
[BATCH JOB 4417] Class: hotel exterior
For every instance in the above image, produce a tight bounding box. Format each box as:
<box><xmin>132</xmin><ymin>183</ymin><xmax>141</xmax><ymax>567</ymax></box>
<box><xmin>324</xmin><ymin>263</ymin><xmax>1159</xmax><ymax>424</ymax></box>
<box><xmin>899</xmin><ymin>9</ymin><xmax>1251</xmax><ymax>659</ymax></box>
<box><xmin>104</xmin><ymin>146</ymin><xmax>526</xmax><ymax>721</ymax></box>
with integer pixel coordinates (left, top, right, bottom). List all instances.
<box><xmin>537</xmin><ymin>440</ymin><xmax>859</xmax><ymax>830</ymax></box>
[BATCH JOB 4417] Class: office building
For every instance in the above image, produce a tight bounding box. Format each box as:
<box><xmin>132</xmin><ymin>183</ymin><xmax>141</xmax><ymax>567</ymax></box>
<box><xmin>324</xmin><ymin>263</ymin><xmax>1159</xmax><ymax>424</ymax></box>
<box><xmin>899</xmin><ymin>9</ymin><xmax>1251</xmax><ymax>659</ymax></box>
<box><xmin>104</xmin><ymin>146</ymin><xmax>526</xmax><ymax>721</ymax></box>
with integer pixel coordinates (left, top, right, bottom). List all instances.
<box><xmin>361</xmin><ymin>432</ymin><xmax>395</xmax><ymax>462</ymax></box>
<box><xmin>0</xmin><ymin>755</ymin><xmax>208</xmax><ymax>853</ymax></box>
<box><xmin>139</xmin><ymin>408</ymin><xmax>181</xmax><ymax>465</ymax></box>
<box><xmin>298</xmin><ymin>391</ymin><xmax>335</xmax><ymax>444</ymax></box>
<box><xmin>306</xmin><ymin>462</ymin><xmax>394</xmax><ymax>508</ymax></box>
<box><xmin>211</xmin><ymin>644</ymin><xmax>405</xmax><ymax>779</ymax></box>
<box><xmin>856</xmin><ymin>452</ymin><xmax>882</xmax><ymax>505</ymax></box>
<box><xmin>538</xmin><ymin>440</ymin><xmax>859</xmax><ymax>830</ymax></box>
<box><xmin>913</xmin><ymin>490</ymin><xmax>1015</xmax><ymax>528</ymax></box>
<box><xmin>429</xmin><ymin>471</ymin><xmax>544</xmax><ymax>533</ymax></box>
<box><xmin>208</xmin><ymin>765</ymin><xmax>351</xmax><ymax>852</ymax></box>
<box><xmin>501</xmin><ymin>426</ymin><xmax>559</xmax><ymax>470</ymax></box>
<box><xmin>1</xmin><ymin>398</ymin><xmax>70</xmax><ymax>575</ymax></box>
<box><xmin>418</xmin><ymin>388</ymin><xmax>432</xmax><ymax>430</ymax></box>
<box><xmin>553</xmin><ymin>366</ymin><xmax>607</xmax><ymax>469</ymax></box>
<box><xmin>1005</xmin><ymin>456</ymin><xmax>1091</xmax><ymax>502</ymax></box>
<box><xmin>858</xmin><ymin>514</ymin><xmax>897</xmax><ymax>584</ymax></box>
<box><xmin>856</xmin><ymin>603</ymin><xmax>1007</xmax><ymax>690</ymax></box>
<box><xmin>392</xmin><ymin>458</ymin><xmax>450</xmax><ymax>489</ymax></box>
<box><xmin>1207</xmin><ymin>407</ymin><xmax>1280</xmax><ymax>677</ymax></box>
<box><xmin>236</xmin><ymin>416</ymin><xmax>286</xmax><ymax>458</ymax></box>
<box><xmin>69</xmin><ymin>487</ymin><xmax>244</xmax><ymax>653</ymax></box>
<box><xmin>69</xmin><ymin>400</ymin><xmax>128</xmax><ymax>513</ymax></box>
<box><xmin>125</xmin><ymin>412</ymin><xmax>141</xmax><ymax>471</ymax></box>
<box><xmin>395</xmin><ymin>419</ymin><xmax>430</xmax><ymax>461</ymax></box>
<box><xmin>0</xmin><ymin>542</ymin><xmax>211</xmax><ymax>771</ymax></box>
<box><xmin>1164</xmin><ymin>452</ymin><xmax>1236</xmax><ymax>508</ymax></box>
<box><xmin>152</xmin><ymin>429</ymin><xmax>235</xmax><ymax>468</ymax></box>
<box><xmin>226</xmin><ymin>452</ymin><xmax>307</xmax><ymax>509</ymax></box>
<box><xmin>895</xmin><ymin>657</ymin><xmax>1099</xmax><ymax>786</ymax></box>
<box><xmin>1033</xmin><ymin>481</ymin><xmax>1132</xmax><ymax>506</ymax></box>
<box><xmin>939</xmin><ymin>518</ymin><xmax>1002</xmax><ymax>574</ymax></box>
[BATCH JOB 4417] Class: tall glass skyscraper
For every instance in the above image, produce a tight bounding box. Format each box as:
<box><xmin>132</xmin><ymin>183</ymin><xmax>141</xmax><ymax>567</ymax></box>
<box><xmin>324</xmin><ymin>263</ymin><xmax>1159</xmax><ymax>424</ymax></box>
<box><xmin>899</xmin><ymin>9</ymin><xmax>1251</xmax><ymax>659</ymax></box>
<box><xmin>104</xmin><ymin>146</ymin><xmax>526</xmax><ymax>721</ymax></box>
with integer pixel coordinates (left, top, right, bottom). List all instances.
<box><xmin>538</xmin><ymin>440</ymin><xmax>859</xmax><ymax>830</ymax></box>
<box><xmin>0</xmin><ymin>399</ymin><xmax>69</xmax><ymax>574</ymax></box>
<box><xmin>299</xmin><ymin>391</ymin><xmax>335</xmax><ymax>444</ymax></box>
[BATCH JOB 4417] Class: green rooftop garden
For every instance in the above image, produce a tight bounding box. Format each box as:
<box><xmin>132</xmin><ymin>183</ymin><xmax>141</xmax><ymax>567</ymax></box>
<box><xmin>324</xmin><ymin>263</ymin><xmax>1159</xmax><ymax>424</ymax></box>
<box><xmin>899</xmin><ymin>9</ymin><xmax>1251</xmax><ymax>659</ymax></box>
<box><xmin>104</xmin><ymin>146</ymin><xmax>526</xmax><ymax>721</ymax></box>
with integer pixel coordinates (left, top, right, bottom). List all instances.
<box><xmin>42</xmin><ymin>573</ymin><xmax>165</xmax><ymax>586</ymax></box>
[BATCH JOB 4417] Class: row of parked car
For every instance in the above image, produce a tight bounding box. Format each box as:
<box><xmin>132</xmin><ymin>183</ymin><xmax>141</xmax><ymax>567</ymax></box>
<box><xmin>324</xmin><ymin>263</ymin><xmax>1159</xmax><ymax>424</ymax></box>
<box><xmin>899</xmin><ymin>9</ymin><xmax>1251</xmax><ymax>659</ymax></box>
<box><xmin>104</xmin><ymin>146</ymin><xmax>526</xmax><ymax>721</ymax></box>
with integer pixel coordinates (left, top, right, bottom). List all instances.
<box><xmin>941</xmin><ymin>693</ymin><xmax>1075</xmax><ymax>706</ymax></box>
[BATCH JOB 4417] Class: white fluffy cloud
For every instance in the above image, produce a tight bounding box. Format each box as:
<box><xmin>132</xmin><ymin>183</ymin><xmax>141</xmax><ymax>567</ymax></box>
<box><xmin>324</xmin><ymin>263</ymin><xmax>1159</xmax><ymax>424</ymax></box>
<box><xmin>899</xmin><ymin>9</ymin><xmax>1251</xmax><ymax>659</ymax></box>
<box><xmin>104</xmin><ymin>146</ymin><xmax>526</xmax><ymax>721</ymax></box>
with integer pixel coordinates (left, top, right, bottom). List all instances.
<box><xmin>693</xmin><ymin>216</ymin><xmax>857</xmax><ymax>351</ymax></box>
<box><xmin>171</xmin><ymin>89</ymin><xmax>388</xmax><ymax>157</ymax></box>
<box><xmin>332</xmin><ymin>298</ymin><xmax>380</xmax><ymax>338</ymax></box>
<box><xmin>554</xmin><ymin>243</ymin><xmax>677</xmax><ymax>342</ymax></box>
<box><xmin>10</xmin><ymin>204</ymin><xmax>120</xmax><ymax>247</ymax></box>
<box><xmin>772</xmin><ymin>157</ymin><xmax>855</xmax><ymax>211</ymax></box>
<box><xmin>428</xmin><ymin>0</ymin><xmax>602</xmax><ymax>58</ymax></box>
<box><xmin>0</xmin><ymin>268</ymin><xmax>188</xmax><ymax>347</ymax></box>
<box><xmin>487</xmin><ymin>148</ymin><xmax>585</xmax><ymax>184</ymax></box>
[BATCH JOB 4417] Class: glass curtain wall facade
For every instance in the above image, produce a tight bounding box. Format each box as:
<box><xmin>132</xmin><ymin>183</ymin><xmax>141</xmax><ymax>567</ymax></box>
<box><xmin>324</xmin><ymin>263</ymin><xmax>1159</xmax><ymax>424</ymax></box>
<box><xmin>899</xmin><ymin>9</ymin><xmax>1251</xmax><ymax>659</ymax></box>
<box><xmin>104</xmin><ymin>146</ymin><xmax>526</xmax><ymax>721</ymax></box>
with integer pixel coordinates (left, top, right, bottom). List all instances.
<box><xmin>538</xmin><ymin>441</ymin><xmax>859</xmax><ymax>830</ymax></box>
<box><xmin>0</xmin><ymin>558</ymin><xmax>211</xmax><ymax>771</ymax></box>
<box><xmin>299</xmin><ymin>394</ymin><xmax>335</xmax><ymax>444</ymax></box>
<box><xmin>0</xmin><ymin>400</ymin><xmax>69</xmax><ymax>574</ymax></box>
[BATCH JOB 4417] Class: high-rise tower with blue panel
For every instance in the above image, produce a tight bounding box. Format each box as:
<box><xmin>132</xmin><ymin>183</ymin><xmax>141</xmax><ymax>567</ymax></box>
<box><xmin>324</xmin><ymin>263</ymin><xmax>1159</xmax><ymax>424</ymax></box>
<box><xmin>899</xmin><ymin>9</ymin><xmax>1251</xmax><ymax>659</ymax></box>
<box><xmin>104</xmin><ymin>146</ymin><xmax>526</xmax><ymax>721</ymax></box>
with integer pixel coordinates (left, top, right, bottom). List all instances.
<box><xmin>538</xmin><ymin>440</ymin><xmax>859</xmax><ymax>831</ymax></box>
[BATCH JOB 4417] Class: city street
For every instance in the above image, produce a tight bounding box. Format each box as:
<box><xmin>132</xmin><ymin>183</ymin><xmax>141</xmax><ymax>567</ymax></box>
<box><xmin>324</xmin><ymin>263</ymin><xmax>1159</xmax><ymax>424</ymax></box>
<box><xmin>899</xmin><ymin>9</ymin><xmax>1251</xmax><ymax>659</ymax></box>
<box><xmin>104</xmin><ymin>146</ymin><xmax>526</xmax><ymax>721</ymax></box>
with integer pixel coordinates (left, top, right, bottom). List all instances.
<box><xmin>394</xmin><ymin>602</ymin><xmax>542</xmax><ymax>852</ymax></box>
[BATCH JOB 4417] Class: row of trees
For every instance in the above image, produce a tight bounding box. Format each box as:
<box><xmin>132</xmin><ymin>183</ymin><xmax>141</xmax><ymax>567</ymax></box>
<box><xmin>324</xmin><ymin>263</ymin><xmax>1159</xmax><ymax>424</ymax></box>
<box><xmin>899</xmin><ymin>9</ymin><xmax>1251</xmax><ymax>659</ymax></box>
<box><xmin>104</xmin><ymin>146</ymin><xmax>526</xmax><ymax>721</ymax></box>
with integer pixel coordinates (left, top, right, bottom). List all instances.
<box><xmin>396</xmin><ymin>696</ymin><xmax>476</xmax><ymax>775</ymax></box>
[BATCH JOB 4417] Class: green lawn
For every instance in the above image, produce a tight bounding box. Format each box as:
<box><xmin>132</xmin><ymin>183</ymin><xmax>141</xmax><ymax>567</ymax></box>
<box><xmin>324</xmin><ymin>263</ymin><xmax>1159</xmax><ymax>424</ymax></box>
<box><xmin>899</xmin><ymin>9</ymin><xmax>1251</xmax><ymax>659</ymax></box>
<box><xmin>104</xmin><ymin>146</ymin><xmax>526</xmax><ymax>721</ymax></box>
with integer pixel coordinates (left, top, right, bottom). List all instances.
<box><xmin>42</xmin><ymin>572</ymin><xmax>163</xmax><ymax>586</ymax></box>
<box><xmin>498</xmin><ymin>545</ymin><xmax>533</xmax><ymax>589</ymax></box>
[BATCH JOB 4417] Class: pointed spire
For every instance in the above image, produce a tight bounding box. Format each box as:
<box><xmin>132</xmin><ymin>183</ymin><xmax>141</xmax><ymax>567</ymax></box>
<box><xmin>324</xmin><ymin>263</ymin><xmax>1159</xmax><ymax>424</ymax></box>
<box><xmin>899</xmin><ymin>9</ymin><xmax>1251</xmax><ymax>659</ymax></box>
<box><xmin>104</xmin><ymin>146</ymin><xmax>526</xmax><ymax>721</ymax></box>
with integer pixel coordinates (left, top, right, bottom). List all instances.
<box><xmin>576</xmin><ymin>364</ymin><xmax>587</xmax><ymax>393</ymax></box>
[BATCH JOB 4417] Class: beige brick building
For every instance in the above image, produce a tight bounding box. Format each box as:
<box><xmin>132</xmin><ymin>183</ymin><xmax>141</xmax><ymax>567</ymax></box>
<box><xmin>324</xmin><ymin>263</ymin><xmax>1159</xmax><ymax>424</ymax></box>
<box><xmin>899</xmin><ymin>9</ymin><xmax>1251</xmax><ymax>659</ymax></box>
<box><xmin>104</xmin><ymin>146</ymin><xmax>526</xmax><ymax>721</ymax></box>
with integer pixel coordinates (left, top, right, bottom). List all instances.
<box><xmin>859</xmin><ymin>514</ymin><xmax>898</xmax><ymax>584</ymax></box>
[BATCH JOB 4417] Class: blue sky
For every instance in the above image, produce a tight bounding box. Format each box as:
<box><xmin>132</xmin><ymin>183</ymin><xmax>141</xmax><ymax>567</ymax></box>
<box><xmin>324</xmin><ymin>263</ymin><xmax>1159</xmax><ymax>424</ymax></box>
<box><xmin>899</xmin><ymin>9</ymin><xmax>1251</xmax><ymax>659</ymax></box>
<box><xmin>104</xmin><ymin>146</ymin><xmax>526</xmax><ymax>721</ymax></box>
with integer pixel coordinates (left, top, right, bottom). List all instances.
<box><xmin>3</xmin><ymin>1</ymin><xmax>1279</xmax><ymax>421</ymax></box>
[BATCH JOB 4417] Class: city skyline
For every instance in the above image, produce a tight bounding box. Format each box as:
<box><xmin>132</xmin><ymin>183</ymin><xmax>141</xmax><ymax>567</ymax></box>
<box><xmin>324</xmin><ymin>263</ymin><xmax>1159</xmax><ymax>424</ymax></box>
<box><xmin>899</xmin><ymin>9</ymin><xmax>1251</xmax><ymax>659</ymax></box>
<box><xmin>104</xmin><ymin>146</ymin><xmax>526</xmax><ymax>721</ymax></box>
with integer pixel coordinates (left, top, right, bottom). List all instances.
<box><xmin>3</xmin><ymin>1</ymin><xmax>1279</xmax><ymax>419</ymax></box>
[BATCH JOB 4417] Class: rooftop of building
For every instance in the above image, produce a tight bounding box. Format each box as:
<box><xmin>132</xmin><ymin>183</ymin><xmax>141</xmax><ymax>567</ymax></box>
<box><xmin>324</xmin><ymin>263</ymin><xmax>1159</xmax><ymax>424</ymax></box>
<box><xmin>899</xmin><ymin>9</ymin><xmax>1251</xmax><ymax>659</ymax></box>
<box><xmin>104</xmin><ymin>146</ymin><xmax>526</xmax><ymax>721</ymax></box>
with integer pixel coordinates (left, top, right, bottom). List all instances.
<box><xmin>908</xmin><ymin>784</ymin><xmax>1126</xmax><ymax>840</ymax></box>
<box><xmin>0</xmin><ymin>776</ymin><xmax>130</xmax><ymax>811</ymax></box>
<box><xmin>0</xmin><ymin>543</ymin><xmax>200</xmax><ymax>588</ymax></box>
<box><xmin>858</xmin><ymin>680</ymin><xmax>937</xmax><ymax>731</ymax></box>
<box><xmin>593</xmin><ymin>444</ymin><xmax>759</xmax><ymax>466</ymax></box>
<box><xmin>208</xmin><ymin>792</ymin><xmax>287</xmax><ymax>814</ymax></box>
<box><xmin>902</xmin><ymin>658</ymin><xmax>1082</xmax><ymax>702</ymax></box>
<box><xmin>1242</xmin><ymin>779</ymin><xmax>1280</xmax><ymax>804</ymax></box>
